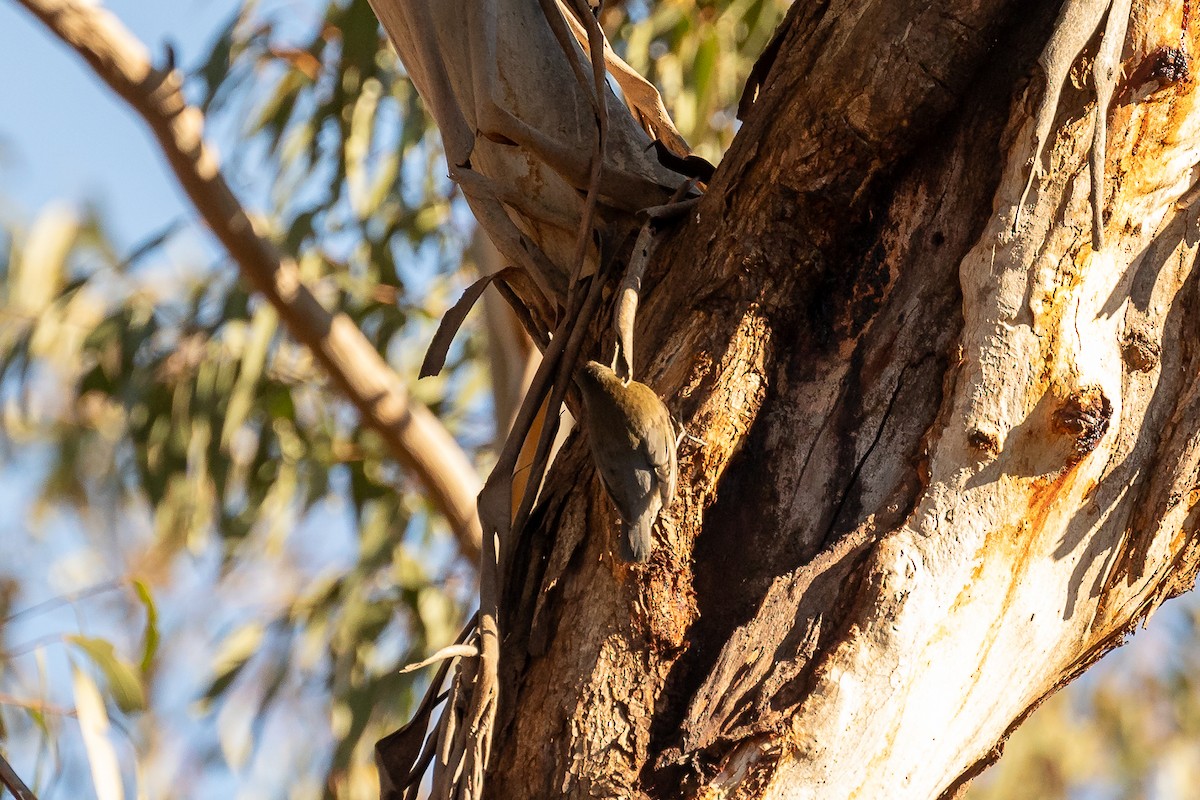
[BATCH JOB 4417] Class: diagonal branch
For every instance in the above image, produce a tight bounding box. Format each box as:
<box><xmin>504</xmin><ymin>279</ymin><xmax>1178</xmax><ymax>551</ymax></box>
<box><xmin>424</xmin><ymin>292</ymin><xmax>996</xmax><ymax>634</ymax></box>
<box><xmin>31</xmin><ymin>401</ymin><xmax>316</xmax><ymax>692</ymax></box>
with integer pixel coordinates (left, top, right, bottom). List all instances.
<box><xmin>13</xmin><ymin>0</ymin><xmax>483</xmax><ymax>561</ymax></box>
<box><xmin>0</xmin><ymin>751</ymin><xmax>36</xmax><ymax>800</ymax></box>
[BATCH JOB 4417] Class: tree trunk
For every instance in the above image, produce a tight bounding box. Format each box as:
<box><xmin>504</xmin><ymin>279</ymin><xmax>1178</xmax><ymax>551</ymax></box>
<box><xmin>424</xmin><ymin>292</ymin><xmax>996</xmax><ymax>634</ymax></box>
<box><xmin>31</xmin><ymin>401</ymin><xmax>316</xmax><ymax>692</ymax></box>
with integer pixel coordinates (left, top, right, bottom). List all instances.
<box><xmin>375</xmin><ymin>0</ymin><xmax>1200</xmax><ymax>797</ymax></box>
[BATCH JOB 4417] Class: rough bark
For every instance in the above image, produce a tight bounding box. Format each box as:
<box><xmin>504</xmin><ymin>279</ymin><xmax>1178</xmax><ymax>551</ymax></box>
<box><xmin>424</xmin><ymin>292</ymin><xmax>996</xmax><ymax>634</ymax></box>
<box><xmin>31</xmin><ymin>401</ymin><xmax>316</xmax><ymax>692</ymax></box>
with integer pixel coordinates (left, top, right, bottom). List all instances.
<box><xmin>373</xmin><ymin>0</ymin><xmax>1200</xmax><ymax>796</ymax></box>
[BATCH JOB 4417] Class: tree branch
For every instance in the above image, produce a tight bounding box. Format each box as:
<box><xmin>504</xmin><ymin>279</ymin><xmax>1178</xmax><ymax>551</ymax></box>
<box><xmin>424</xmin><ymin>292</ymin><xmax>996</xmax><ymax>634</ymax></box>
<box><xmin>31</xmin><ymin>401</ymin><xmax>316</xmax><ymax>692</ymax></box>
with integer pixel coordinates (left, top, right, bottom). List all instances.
<box><xmin>13</xmin><ymin>0</ymin><xmax>483</xmax><ymax>560</ymax></box>
<box><xmin>0</xmin><ymin>751</ymin><xmax>36</xmax><ymax>800</ymax></box>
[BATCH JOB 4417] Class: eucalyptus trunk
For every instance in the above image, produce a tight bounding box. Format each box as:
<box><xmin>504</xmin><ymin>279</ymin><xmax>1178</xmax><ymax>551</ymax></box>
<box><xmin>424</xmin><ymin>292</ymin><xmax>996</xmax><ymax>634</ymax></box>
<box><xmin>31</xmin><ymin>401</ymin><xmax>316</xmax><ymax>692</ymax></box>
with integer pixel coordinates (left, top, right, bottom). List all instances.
<box><xmin>374</xmin><ymin>1</ymin><xmax>1200</xmax><ymax>797</ymax></box>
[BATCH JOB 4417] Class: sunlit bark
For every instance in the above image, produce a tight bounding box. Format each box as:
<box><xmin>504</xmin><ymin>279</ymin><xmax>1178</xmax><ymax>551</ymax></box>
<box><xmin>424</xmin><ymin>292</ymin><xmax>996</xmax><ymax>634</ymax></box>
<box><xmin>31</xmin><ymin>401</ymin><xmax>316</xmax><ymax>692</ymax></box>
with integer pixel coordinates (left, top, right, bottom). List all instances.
<box><xmin>370</xmin><ymin>0</ymin><xmax>1200</xmax><ymax>797</ymax></box>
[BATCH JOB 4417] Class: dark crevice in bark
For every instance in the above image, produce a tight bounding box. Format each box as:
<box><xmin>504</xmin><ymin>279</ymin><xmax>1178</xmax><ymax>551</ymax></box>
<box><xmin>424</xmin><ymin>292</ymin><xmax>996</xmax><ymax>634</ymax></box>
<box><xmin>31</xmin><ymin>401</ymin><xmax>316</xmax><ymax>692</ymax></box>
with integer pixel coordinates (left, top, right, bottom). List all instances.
<box><xmin>824</xmin><ymin>355</ymin><xmax>923</xmax><ymax>548</ymax></box>
<box><xmin>684</xmin><ymin>186</ymin><xmax>893</xmax><ymax>582</ymax></box>
<box><xmin>650</xmin><ymin>5</ymin><xmax>1062</xmax><ymax>787</ymax></box>
<box><xmin>487</xmin><ymin>1</ymin><xmax>1070</xmax><ymax>795</ymax></box>
<box><xmin>667</xmin><ymin>0</ymin><xmax>1055</xmax><ymax>620</ymax></box>
<box><xmin>642</xmin><ymin>402</ymin><xmax>782</xmax><ymax>788</ymax></box>
<box><xmin>804</xmin><ymin>203</ymin><xmax>894</xmax><ymax>350</ymax></box>
<box><xmin>640</xmin><ymin>176</ymin><xmax>900</xmax><ymax>787</ymax></box>
<box><xmin>678</xmin><ymin>524</ymin><xmax>884</xmax><ymax>769</ymax></box>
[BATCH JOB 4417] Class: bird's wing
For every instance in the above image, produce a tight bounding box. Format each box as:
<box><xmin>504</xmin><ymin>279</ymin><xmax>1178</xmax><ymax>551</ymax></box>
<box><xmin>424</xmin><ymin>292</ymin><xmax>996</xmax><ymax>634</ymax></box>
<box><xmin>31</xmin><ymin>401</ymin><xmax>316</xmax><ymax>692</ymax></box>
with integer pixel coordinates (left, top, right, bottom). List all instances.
<box><xmin>643</xmin><ymin>411</ymin><xmax>677</xmax><ymax>507</ymax></box>
<box><xmin>596</xmin><ymin>451</ymin><xmax>654</xmax><ymax>522</ymax></box>
<box><xmin>655</xmin><ymin>447</ymin><xmax>676</xmax><ymax>507</ymax></box>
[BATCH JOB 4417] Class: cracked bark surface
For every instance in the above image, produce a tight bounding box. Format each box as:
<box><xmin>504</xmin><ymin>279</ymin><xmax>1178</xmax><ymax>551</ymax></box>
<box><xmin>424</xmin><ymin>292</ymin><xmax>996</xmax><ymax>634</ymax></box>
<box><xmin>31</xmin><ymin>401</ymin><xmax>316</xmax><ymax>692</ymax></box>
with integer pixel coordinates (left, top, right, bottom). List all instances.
<box><xmin>370</xmin><ymin>0</ymin><xmax>1200</xmax><ymax>797</ymax></box>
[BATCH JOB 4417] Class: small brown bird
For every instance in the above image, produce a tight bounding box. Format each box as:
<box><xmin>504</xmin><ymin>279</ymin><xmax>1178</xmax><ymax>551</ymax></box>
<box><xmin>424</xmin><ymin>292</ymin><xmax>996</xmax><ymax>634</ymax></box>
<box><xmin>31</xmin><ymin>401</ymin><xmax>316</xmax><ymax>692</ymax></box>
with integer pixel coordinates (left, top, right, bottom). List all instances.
<box><xmin>576</xmin><ymin>360</ymin><xmax>677</xmax><ymax>562</ymax></box>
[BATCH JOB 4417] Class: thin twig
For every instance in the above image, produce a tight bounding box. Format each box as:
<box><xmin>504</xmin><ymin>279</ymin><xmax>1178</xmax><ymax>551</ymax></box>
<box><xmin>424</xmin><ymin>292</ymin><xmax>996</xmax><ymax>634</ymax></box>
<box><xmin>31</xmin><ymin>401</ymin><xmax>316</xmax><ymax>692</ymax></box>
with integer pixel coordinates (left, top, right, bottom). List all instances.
<box><xmin>4</xmin><ymin>581</ymin><xmax>123</xmax><ymax>624</ymax></box>
<box><xmin>614</xmin><ymin>193</ymin><xmax>701</xmax><ymax>379</ymax></box>
<box><xmin>399</xmin><ymin>644</ymin><xmax>480</xmax><ymax>675</ymax></box>
<box><xmin>1</xmin><ymin>635</ymin><xmax>66</xmax><ymax>662</ymax></box>
<box><xmin>0</xmin><ymin>752</ymin><xmax>37</xmax><ymax>800</ymax></box>
<box><xmin>0</xmin><ymin>694</ymin><xmax>77</xmax><ymax>718</ymax></box>
<box><xmin>13</xmin><ymin>0</ymin><xmax>484</xmax><ymax>561</ymax></box>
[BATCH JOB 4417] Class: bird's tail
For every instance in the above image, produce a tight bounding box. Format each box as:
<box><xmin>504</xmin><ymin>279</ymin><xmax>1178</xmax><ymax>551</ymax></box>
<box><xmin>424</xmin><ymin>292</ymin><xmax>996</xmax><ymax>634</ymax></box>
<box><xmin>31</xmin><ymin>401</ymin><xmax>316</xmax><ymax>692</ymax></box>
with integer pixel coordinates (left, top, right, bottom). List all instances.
<box><xmin>619</xmin><ymin>516</ymin><xmax>654</xmax><ymax>563</ymax></box>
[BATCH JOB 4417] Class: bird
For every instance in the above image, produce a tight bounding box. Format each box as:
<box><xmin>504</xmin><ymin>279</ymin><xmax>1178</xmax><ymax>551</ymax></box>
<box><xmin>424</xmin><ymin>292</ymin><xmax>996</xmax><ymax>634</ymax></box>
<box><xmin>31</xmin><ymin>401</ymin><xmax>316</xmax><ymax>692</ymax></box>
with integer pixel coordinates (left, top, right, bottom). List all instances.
<box><xmin>576</xmin><ymin>360</ymin><xmax>677</xmax><ymax>562</ymax></box>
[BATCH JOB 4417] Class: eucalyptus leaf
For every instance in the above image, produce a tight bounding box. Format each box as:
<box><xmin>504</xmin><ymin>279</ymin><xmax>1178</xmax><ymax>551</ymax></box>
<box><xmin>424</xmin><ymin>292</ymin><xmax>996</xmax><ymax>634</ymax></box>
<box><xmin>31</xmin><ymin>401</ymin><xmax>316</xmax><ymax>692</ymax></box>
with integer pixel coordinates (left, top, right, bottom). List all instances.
<box><xmin>131</xmin><ymin>580</ymin><xmax>160</xmax><ymax>675</ymax></box>
<box><xmin>67</xmin><ymin>636</ymin><xmax>147</xmax><ymax>714</ymax></box>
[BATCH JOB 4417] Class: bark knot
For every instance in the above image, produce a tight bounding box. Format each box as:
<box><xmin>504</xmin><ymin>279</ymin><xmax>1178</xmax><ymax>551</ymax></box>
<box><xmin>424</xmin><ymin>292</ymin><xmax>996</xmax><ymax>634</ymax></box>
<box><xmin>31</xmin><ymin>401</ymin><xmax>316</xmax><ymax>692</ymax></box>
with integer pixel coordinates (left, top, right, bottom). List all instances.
<box><xmin>1148</xmin><ymin>46</ymin><xmax>1190</xmax><ymax>85</ymax></box>
<box><xmin>1052</xmin><ymin>386</ymin><xmax>1112</xmax><ymax>460</ymax></box>
<box><xmin>1122</xmin><ymin>330</ymin><xmax>1161</xmax><ymax>372</ymax></box>
<box><xmin>967</xmin><ymin>426</ymin><xmax>1000</xmax><ymax>456</ymax></box>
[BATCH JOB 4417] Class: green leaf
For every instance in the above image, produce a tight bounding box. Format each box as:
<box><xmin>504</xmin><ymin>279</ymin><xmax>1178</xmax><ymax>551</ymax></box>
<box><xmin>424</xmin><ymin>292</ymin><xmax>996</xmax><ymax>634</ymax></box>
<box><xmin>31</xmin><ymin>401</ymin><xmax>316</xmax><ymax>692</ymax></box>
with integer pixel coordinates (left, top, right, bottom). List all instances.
<box><xmin>12</xmin><ymin>204</ymin><xmax>78</xmax><ymax>316</ymax></box>
<box><xmin>67</xmin><ymin>636</ymin><xmax>147</xmax><ymax>714</ymax></box>
<box><xmin>131</xmin><ymin>579</ymin><xmax>159</xmax><ymax>675</ymax></box>
<box><xmin>201</xmin><ymin>623</ymin><xmax>264</xmax><ymax>704</ymax></box>
<box><xmin>114</xmin><ymin>218</ymin><xmax>186</xmax><ymax>272</ymax></box>
<box><xmin>195</xmin><ymin>11</ymin><xmax>239</xmax><ymax>114</ymax></box>
<box><xmin>693</xmin><ymin>28</ymin><xmax>720</xmax><ymax>117</ymax></box>
<box><xmin>220</xmin><ymin>303</ymin><xmax>277</xmax><ymax>448</ymax></box>
<box><xmin>416</xmin><ymin>588</ymin><xmax>457</xmax><ymax>648</ymax></box>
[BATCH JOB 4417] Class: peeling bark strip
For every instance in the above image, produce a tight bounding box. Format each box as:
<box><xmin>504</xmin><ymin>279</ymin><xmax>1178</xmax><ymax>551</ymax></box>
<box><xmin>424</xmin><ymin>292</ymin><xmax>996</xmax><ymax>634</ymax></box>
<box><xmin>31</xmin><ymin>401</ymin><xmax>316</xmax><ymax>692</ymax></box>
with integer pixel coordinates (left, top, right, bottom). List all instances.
<box><xmin>366</xmin><ymin>0</ymin><xmax>692</xmax><ymax>312</ymax></box>
<box><xmin>371</xmin><ymin>0</ymin><xmax>1200</xmax><ymax>798</ymax></box>
<box><xmin>367</xmin><ymin>3</ymin><xmax>708</xmax><ymax>797</ymax></box>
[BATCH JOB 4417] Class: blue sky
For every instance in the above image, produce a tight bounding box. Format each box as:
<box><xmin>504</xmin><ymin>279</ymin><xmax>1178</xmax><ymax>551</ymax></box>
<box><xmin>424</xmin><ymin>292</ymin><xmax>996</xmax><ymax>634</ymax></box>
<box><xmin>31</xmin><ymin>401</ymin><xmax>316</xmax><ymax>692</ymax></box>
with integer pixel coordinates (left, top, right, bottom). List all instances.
<box><xmin>0</xmin><ymin>0</ymin><xmax>242</xmax><ymax>263</ymax></box>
